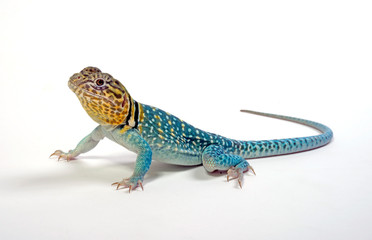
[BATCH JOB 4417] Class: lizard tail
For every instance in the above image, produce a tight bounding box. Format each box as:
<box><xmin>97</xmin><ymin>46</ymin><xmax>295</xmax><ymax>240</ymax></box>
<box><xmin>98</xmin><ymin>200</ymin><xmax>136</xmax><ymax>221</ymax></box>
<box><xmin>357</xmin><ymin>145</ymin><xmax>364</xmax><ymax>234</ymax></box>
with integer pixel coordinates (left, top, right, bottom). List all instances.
<box><xmin>237</xmin><ymin>109</ymin><xmax>333</xmax><ymax>159</ymax></box>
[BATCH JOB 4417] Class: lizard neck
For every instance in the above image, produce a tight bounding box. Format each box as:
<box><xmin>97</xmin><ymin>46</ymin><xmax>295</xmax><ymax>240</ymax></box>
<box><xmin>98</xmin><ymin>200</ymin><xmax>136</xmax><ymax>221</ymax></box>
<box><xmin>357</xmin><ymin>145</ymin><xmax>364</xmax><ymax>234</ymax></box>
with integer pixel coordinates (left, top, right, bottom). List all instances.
<box><xmin>114</xmin><ymin>98</ymin><xmax>144</xmax><ymax>133</ymax></box>
<box><xmin>123</xmin><ymin>98</ymin><xmax>143</xmax><ymax>129</ymax></box>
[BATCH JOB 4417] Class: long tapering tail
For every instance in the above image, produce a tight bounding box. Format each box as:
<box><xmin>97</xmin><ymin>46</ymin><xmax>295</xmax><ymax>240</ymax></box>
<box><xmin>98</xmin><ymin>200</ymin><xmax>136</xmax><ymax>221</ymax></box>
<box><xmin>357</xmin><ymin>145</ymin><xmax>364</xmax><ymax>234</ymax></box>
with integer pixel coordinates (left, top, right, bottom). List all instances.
<box><xmin>237</xmin><ymin>110</ymin><xmax>333</xmax><ymax>159</ymax></box>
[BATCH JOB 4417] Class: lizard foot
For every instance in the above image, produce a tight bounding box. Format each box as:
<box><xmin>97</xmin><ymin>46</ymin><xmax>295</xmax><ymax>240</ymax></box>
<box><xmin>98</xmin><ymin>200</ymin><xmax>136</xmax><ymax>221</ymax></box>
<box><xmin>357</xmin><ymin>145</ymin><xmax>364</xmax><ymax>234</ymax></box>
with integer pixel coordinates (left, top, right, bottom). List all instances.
<box><xmin>49</xmin><ymin>150</ymin><xmax>74</xmax><ymax>161</ymax></box>
<box><xmin>112</xmin><ymin>177</ymin><xmax>144</xmax><ymax>193</ymax></box>
<box><xmin>227</xmin><ymin>166</ymin><xmax>256</xmax><ymax>188</ymax></box>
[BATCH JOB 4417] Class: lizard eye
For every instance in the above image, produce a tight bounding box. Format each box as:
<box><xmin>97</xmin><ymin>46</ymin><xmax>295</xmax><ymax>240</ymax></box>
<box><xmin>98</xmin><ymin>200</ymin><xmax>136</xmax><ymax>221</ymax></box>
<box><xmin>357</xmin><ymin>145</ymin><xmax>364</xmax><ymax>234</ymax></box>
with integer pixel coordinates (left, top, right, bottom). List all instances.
<box><xmin>95</xmin><ymin>78</ymin><xmax>105</xmax><ymax>86</ymax></box>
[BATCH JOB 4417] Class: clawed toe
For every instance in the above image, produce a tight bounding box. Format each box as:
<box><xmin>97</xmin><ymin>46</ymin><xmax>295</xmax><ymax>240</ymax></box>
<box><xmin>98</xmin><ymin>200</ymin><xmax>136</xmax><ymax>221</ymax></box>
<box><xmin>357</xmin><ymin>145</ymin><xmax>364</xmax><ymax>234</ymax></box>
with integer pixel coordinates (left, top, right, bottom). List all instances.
<box><xmin>227</xmin><ymin>165</ymin><xmax>256</xmax><ymax>188</ymax></box>
<box><xmin>50</xmin><ymin>150</ymin><xmax>74</xmax><ymax>161</ymax></box>
<box><xmin>112</xmin><ymin>179</ymin><xmax>144</xmax><ymax>193</ymax></box>
<box><xmin>248</xmin><ymin>166</ymin><xmax>256</xmax><ymax>175</ymax></box>
<box><xmin>50</xmin><ymin>150</ymin><xmax>62</xmax><ymax>159</ymax></box>
<box><xmin>111</xmin><ymin>181</ymin><xmax>123</xmax><ymax>190</ymax></box>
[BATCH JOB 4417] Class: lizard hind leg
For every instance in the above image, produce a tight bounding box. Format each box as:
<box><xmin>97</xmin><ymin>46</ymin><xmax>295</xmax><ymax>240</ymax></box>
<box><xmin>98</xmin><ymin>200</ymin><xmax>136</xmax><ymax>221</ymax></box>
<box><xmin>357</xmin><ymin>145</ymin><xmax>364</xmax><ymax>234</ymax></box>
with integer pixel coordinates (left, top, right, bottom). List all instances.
<box><xmin>201</xmin><ymin>145</ymin><xmax>255</xmax><ymax>188</ymax></box>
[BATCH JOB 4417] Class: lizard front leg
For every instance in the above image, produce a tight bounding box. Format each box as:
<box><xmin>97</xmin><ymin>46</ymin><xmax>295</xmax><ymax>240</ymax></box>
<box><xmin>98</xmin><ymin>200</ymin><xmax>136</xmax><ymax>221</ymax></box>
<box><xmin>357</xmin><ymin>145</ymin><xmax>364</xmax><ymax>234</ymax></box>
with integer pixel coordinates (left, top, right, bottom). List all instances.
<box><xmin>111</xmin><ymin>129</ymin><xmax>152</xmax><ymax>193</ymax></box>
<box><xmin>50</xmin><ymin>126</ymin><xmax>105</xmax><ymax>161</ymax></box>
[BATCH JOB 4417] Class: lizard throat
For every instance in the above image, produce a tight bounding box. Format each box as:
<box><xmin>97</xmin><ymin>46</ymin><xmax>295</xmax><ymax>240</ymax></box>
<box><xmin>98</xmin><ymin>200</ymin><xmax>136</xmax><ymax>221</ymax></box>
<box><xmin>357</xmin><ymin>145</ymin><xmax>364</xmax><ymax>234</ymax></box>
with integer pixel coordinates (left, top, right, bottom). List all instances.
<box><xmin>70</xmin><ymin>83</ymin><xmax>129</xmax><ymax>126</ymax></box>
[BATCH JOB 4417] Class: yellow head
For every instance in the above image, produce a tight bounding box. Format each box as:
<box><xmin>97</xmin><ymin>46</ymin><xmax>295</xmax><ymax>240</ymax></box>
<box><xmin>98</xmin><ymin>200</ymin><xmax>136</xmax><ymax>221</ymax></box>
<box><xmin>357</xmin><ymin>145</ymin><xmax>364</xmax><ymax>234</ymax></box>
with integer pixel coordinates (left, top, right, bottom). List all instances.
<box><xmin>68</xmin><ymin>67</ymin><xmax>131</xmax><ymax>126</ymax></box>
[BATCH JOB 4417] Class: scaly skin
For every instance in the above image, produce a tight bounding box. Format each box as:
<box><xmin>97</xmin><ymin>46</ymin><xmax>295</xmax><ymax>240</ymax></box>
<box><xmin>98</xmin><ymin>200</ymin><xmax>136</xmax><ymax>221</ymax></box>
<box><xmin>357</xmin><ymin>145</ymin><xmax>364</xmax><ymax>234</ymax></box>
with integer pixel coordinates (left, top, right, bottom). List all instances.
<box><xmin>51</xmin><ymin>67</ymin><xmax>333</xmax><ymax>192</ymax></box>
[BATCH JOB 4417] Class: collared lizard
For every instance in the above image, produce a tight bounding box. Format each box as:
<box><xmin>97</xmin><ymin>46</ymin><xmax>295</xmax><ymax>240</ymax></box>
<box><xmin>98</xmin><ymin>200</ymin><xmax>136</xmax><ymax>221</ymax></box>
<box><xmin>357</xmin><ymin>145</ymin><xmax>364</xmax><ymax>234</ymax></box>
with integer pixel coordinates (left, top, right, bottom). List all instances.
<box><xmin>50</xmin><ymin>67</ymin><xmax>333</xmax><ymax>192</ymax></box>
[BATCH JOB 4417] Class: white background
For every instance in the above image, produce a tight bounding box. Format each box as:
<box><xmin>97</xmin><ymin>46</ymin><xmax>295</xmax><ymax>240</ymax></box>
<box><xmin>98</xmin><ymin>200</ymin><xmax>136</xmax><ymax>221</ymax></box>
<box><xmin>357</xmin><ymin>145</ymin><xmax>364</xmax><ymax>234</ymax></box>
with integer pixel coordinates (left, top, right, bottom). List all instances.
<box><xmin>0</xmin><ymin>0</ymin><xmax>371</xmax><ymax>239</ymax></box>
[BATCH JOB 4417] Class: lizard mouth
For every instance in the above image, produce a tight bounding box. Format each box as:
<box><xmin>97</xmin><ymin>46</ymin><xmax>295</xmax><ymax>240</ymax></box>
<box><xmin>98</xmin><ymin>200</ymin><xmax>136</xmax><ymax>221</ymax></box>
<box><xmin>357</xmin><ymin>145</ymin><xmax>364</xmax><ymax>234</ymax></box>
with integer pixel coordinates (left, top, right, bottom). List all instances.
<box><xmin>68</xmin><ymin>81</ymin><xmax>78</xmax><ymax>92</ymax></box>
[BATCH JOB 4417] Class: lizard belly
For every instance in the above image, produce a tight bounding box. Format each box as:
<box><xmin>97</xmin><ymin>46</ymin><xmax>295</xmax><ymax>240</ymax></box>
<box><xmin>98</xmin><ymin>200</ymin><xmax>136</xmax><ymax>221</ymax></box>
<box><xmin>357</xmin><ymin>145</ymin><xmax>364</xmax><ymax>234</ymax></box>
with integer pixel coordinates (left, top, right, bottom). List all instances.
<box><xmin>148</xmin><ymin>141</ymin><xmax>202</xmax><ymax>166</ymax></box>
<box><xmin>103</xmin><ymin>124</ymin><xmax>202</xmax><ymax>166</ymax></box>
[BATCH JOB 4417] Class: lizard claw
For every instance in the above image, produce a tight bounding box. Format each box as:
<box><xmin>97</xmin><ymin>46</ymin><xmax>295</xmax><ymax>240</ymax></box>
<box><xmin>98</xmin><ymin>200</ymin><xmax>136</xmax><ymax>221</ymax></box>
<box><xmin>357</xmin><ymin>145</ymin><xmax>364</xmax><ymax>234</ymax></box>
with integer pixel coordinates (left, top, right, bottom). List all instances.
<box><xmin>227</xmin><ymin>175</ymin><xmax>242</xmax><ymax>188</ymax></box>
<box><xmin>227</xmin><ymin>165</ymin><xmax>256</xmax><ymax>188</ymax></box>
<box><xmin>50</xmin><ymin>150</ymin><xmax>74</xmax><ymax>161</ymax></box>
<box><xmin>111</xmin><ymin>181</ymin><xmax>121</xmax><ymax>190</ymax></box>
<box><xmin>227</xmin><ymin>167</ymin><xmax>243</xmax><ymax>188</ymax></box>
<box><xmin>248</xmin><ymin>166</ymin><xmax>256</xmax><ymax>175</ymax></box>
<box><xmin>49</xmin><ymin>150</ymin><xmax>61</xmax><ymax>158</ymax></box>
<box><xmin>112</xmin><ymin>178</ymin><xmax>144</xmax><ymax>193</ymax></box>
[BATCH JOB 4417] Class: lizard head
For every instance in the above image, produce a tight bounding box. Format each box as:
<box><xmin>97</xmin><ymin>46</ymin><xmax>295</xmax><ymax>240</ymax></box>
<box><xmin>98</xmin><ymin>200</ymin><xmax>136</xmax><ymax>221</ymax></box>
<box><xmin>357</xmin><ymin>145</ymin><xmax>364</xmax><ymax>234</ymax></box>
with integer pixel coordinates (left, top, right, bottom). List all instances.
<box><xmin>68</xmin><ymin>67</ymin><xmax>131</xmax><ymax>126</ymax></box>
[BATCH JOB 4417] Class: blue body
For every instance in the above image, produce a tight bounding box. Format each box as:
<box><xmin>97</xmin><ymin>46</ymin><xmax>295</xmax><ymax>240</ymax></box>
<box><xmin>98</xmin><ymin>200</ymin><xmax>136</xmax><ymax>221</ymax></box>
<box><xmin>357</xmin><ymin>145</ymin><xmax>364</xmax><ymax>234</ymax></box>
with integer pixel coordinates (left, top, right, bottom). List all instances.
<box><xmin>139</xmin><ymin>104</ymin><xmax>333</xmax><ymax>165</ymax></box>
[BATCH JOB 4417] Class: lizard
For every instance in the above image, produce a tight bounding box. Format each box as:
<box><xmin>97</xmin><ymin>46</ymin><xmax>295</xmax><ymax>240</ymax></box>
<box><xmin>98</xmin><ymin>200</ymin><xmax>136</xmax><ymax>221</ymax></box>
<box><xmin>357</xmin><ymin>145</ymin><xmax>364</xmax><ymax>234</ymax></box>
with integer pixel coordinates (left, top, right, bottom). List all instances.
<box><xmin>50</xmin><ymin>67</ymin><xmax>333</xmax><ymax>192</ymax></box>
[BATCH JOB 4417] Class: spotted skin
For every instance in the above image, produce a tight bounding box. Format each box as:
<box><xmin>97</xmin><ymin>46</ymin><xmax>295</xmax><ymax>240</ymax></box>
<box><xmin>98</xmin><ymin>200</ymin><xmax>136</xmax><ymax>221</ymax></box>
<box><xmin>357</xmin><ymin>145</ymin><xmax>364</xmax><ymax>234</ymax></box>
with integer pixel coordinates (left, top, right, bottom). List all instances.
<box><xmin>51</xmin><ymin>67</ymin><xmax>333</xmax><ymax>192</ymax></box>
<box><xmin>68</xmin><ymin>68</ymin><xmax>130</xmax><ymax>126</ymax></box>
